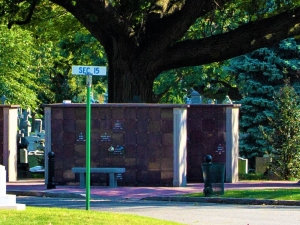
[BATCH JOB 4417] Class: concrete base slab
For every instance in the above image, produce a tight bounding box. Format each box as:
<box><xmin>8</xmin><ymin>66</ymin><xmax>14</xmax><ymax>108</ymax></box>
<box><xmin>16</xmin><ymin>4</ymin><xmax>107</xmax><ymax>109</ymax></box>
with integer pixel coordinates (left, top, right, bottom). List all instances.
<box><xmin>0</xmin><ymin>194</ymin><xmax>16</xmax><ymax>205</ymax></box>
<box><xmin>1</xmin><ymin>165</ymin><xmax>26</xmax><ymax>210</ymax></box>
<box><xmin>0</xmin><ymin>204</ymin><xmax>26</xmax><ymax>210</ymax></box>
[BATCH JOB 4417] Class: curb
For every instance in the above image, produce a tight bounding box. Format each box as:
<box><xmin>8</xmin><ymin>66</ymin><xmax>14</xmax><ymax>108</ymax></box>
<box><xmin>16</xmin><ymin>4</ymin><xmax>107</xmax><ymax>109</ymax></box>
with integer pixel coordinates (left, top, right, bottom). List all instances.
<box><xmin>8</xmin><ymin>190</ymin><xmax>300</xmax><ymax>206</ymax></box>
<box><xmin>142</xmin><ymin>196</ymin><xmax>300</xmax><ymax>206</ymax></box>
<box><xmin>7</xmin><ymin>190</ymin><xmax>85</xmax><ymax>199</ymax></box>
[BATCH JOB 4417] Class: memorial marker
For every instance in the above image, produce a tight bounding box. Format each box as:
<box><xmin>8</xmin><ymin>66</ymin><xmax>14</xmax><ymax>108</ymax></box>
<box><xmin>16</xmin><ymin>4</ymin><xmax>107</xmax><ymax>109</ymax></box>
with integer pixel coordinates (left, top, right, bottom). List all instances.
<box><xmin>0</xmin><ymin>165</ymin><xmax>26</xmax><ymax>210</ymax></box>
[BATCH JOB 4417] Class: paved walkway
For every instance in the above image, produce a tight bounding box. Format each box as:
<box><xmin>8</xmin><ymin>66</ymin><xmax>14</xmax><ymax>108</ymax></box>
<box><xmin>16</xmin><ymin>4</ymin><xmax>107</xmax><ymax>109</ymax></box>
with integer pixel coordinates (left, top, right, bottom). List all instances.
<box><xmin>6</xmin><ymin>179</ymin><xmax>300</xmax><ymax>202</ymax></box>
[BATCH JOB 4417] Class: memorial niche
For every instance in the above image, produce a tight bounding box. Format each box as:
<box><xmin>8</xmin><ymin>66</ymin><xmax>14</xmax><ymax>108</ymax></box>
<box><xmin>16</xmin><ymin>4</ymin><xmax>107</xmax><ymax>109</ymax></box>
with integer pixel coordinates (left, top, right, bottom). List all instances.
<box><xmin>76</xmin><ymin>132</ymin><xmax>86</xmax><ymax>142</ymax></box>
<box><xmin>113</xmin><ymin>120</ymin><xmax>123</xmax><ymax>131</ymax></box>
<box><xmin>108</xmin><ymin>145</ymin><xmax>125</xmax><ymax>155</ymax></box>
<box><xmin>100</xmin><ymin>133</ymin><xmax>111</xmax><ymax>142</ymax></box>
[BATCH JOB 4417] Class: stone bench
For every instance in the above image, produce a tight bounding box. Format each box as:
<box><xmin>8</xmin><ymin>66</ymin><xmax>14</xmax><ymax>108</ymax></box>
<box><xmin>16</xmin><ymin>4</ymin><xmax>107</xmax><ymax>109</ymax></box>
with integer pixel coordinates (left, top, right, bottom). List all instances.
<box><xmin>71</xmin><ymin>167</ymin><xmax>126</xmax><ymax>188</ymax></box>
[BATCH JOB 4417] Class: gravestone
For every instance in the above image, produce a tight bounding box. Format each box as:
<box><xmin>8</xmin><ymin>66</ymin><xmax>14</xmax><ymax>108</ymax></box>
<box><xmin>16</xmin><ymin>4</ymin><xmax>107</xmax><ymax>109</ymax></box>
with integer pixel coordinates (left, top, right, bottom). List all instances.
<box><xmin>238</xmin><ymin>157</ymin><xmax>248</xmax><ymax>174</ymax></box>
<box><xmin>222</xmin><ymin>95</ymin><xmax>233</xmax><ymax>104</ymax></box>
<box><xmin>1</xmin><ymin>95</ymin><xmax>7</xmax><ymax>104</ymax></box>
<box><xmin>20</xmin><ymin>149</ymin><xmax>28</xmax><ymax>164</ymax></box>
<box><xmin>255</xmin><ymin>157</ymin><xmax>271</xmax><ymax>174</ymax></box>
<box><xmin>0</xmin><ymin>165</ymin><xmax>26</xmax><ymax>210</ymax></box>
<box><xmin>190</xmin><ymin>90</ymin><xmax>202</xmax><ymax>104</ymax></box>
<box><xmin>26</xmin><ymin>134</ymin><xmax>41</xmax><ymax>152</ymax></box>
<box><xmin>19</xmin><ymin>109</ymin><xmax>32</xmax><ymax>137</ymax></box>
<box><xmin>34</xmin><ymin>119</ymin><xmax>42</xmax><ymax>133</ymax></box>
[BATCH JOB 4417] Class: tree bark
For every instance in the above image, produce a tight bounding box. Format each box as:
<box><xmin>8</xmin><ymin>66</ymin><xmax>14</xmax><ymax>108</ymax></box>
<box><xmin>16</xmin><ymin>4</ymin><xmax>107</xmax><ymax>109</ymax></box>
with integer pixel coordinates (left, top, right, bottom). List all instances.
<box><xmin>107</xmin><ymin>56</ymin><xmax>157</xmax><ymax>103</ymax></box>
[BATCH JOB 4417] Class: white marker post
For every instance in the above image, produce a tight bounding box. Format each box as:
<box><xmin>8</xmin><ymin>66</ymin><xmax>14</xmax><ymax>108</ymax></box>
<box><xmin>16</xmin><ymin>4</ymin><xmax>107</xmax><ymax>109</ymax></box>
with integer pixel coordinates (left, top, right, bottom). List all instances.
<box><xmin>72</xmin><ymin>65</ymin><xmax>106</xmax><ymax>210</ymax></box>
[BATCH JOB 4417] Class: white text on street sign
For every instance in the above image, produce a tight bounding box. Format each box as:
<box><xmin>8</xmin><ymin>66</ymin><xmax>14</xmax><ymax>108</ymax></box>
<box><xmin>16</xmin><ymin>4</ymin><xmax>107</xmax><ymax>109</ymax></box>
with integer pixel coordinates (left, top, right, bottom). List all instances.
<box><xmin>72</xmin><ymin>66</ymin><xmax>106</xmax><ymax>75</ymax></box>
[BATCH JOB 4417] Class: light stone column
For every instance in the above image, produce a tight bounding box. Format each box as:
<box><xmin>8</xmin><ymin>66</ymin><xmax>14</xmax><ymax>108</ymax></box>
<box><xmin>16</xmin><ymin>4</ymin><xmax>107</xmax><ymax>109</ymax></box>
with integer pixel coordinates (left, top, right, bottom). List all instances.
<box><xmin>3</xmin><ymin>106</ymin><xmax>19</xmax><ymax>182</ymax></box>
<box><xmin>225</xmin><ymin>106</ymin><xmax>240</xmax><ymax>183</ymax></box>
<box><xmin>173</xmin><ymin>107</ymin><xmax>187</xmax><ymax>187</ymax></box>
<box><xmin>44</xmin><ymin>107</ymin><xmax>52</xmax><ymax>185</ymax></box>
<box><xmin>0</xmin><ymin>165</ymin><xmax>6</xmax><ymax>196</ymax></box>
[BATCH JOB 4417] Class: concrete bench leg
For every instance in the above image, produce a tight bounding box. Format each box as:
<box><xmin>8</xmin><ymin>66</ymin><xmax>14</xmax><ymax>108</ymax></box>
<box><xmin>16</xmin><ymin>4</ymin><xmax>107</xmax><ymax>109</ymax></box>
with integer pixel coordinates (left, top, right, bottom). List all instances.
<box><xmin>109</xmin><ymin>173</ymin><xmax>117</xmax><ymax>187</ymax></box>
<box><xmin>79</xmin><ymin>173</ymin><xmax>86</xmax><ymax>188</ymax></box>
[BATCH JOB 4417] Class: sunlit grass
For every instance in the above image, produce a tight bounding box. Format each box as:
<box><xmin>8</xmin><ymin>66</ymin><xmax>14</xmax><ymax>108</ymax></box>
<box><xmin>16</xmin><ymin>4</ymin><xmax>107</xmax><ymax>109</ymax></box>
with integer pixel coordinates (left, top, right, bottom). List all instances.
<box><xmin>185</xmin><ymin>189</ymin><xmax>300</xmax><ymax>200</ymax></box>
<box><xmin>0</xmin><ymin>207</ymin><xmax>183</xmax><ymax>225</ymax></box>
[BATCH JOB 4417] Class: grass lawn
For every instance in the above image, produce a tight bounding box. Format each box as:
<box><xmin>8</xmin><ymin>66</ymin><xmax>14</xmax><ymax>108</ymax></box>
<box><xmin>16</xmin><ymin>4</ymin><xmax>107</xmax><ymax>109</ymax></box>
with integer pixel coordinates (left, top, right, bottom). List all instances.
<box><xmin>185</xmin><ymin>189</ymin><xmax>300</xmax><ymax>200</ymax></box>
<box><xmin>0</xmin><ymin>207</ymin><xmax>182</xmax><ymax>225</ymax></box>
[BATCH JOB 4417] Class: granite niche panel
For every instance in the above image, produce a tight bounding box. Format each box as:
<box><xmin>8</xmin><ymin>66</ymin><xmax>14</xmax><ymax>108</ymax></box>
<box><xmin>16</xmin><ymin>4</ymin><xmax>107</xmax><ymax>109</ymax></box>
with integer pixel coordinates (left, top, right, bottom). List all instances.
<box><xmin>187</xmin><ymin>105</ymin><xmax>227</xmax><ymax>182</ymax></box>
<box><xmin>0</xmin><ymin>109</ymin><xmax>3</xmax><ymax>165</ymax></box>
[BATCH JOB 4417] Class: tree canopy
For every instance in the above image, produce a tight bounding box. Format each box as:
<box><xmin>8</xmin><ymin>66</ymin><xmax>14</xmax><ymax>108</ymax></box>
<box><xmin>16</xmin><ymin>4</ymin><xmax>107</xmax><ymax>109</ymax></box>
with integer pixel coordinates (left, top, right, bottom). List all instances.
<box><xmin>226</xmin><ymin>37</ymin><xmax>300</xmax><ymax>165</ymax></box>
<box><xmin>261</xmin><ymin>81</ymin><xmax>300</xmax><ymax>180</ymax></box>
<box><xmin>0</xmin><ymin>2</ymin><xmax>109</xmax><ymax>111</ymax></box>
<box><xmin>2</xmin><ymin>0</ymin><xmax>300</xmax><ymax>102</ymax></box>
<box><xmin>0</xmin><ymin>24</ymin><xmax>39</xmax><ymax>109</ymax></box>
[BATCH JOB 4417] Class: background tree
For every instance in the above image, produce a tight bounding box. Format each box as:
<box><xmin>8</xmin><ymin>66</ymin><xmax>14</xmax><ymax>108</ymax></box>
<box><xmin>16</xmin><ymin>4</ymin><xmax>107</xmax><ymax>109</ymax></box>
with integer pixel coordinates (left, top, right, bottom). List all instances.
<box><xmin>226</xmin><ymin>38</ymin><xmax>300</xmax><ymax>168</ymax></box>
<box><xmin>1</xmin><ymin>3</ymin><xmax>109</xmax><ymax>113</ymax></box>
<box><xmin>0</xmin><ymin>24</ymin><xmax>40</xmax><ymax>109</ymax></box>
<box><xmin>2</xmin><ymin>0</ymin><xmax>300</xmax><ymax>103</ymax></box>
<box><xmin>27</xmin><ymin>3</ymin><xmax>108</xmax><ymax>106</ymax></box>
<box><xmin>154</xmin><ymin>62</ymin><xmax>240</xmax><ymax>104</ymax></box>
<box><xmin>261</xmin><ymin>81</ymin><xmax>300</xmax><ymax>180</ymax></box>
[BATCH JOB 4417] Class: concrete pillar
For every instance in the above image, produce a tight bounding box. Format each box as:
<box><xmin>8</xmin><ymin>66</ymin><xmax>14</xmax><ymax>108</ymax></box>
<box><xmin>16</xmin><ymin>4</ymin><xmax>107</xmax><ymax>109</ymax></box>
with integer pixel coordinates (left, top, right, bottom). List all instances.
<box><xmin>44</xmin><ymin>107</ymin><xmax>52</xmax><ymax>185</ymax></box>
<box><xmin>173</xmin><ymin>107</ymin><xmax>187</xmax><ymax>187</ymax></box>
<box><xmin>2</xmin><ymin>106</ymin><xmax>19</xmax><ymax>182</ymax></box>
<box><xmin>225</xmin><ymin>106</ymin><xmax>240</xmax><ymax>183</ymax></box>
<box><xmin>0</xmin><ymin>165</ymin><xmax>6</xmax><ymax>196</ymax></box>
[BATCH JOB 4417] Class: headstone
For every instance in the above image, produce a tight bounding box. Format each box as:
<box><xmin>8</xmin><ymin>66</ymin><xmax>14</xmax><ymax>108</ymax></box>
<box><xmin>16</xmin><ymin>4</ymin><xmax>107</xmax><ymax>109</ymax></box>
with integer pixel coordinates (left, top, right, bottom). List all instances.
<box><xmin>20</xmin><ymin>109</ymin><xmax>32</xmax><ymax>137</ymax></box>
<box><xmin>184</xmin><ymin>96</ymin><xmax>191</xmax><ymax>104</ymax></box>
<box><xmin>222</xmin><ymin>95</ymin><xmax>233</xmax><ymax>104</ymax></box>
<box><xmin>238</xmin><ymin>157</ymin><xmax>248</xmax><ymax>174</ymax></box>
<box><xmin>63</xmin><ymin>100</ymin><xmax>71</xmax><ymax>104</ymax></box>
<box><xmin>26</xmin><ymin>134</ymin><xmax>40</xmax><ymax>152</ymax></box>
<box><xmin>0</xmin><ymin>165</ymin><xmax>26</xmax><ymax>210</ymax></box>
<box><xmin>190</xmin><ymin>90</ymin><xmax>202</xmax><ymax>104</ymax></box>
<box><xmin>207</xmin><ymin>99</ymin><xmax>216</xmax><ymax>104</ymax></box>
<box><xmin>39</xmin><ymin>130</ymin><xmax>46</xmax><ymax>139</ymax></box>
<box><xmin>1</xmin><ymin>95</ymin><xmax>7</xmax><ymax>104</ymax></box>
<box><xmin>255</xmin><ymin>157</ymin><xmax>271</xmax><ymax>174</ymax></box>
<box><xmin>34</xmin><ymin>119</ymin><xmax>42</xmax><ymax>133</ymax></box>
<box><xmin>20</xmin><ymin>149</ymin><xmax>28</xmax><ymax>164</ymax></box>
<box><xmin>36</xmin><ymin>141</ymin><xmax>45</xmax><ymax>151</ymax></box>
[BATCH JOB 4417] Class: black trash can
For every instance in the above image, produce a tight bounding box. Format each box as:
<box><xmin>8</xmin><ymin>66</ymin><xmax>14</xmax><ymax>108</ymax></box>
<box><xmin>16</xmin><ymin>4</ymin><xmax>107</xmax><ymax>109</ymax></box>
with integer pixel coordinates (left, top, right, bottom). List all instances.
<box><xmin>202</xmin><ymin>163</ymin><xmax>225</xmax><ymax>196</ymax></box>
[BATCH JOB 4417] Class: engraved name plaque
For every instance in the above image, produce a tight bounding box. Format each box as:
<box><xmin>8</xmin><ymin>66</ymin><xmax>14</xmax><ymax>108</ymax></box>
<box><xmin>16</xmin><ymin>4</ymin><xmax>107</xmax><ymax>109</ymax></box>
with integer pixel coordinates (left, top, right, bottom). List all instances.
<box><xmin>113</xmin><ymin>120</ymin><xmax>123</xmax><ymax>130</ymax></box>
<box><xmin>100</xmin><ymin>133</ymin><xmax>111</xmax><ymax>142</ymax></box>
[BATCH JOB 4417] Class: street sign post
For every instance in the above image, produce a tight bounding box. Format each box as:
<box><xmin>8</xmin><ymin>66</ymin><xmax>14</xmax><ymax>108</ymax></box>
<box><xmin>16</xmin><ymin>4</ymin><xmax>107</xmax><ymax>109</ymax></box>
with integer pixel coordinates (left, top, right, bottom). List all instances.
<box><xmin>72</xmin><ymin>65</ymin><xmax>107</xmax><ymax>210</ymax></box>
<box><xmin>72</xmin><ymin>65</ymin><xmax>106</xmax><ymax>76</ymax></box>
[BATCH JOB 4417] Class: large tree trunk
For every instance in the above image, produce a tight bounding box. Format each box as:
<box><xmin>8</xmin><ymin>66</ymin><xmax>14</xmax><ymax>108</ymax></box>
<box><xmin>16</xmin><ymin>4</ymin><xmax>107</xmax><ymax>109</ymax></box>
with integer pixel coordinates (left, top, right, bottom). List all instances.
<box><xmin>105</xmin><ymin>34</ymin><xmax>160</xmax><ymax>103</ymax></box>
<box><xmin>107</xmin><ymin>70</ymin><xmax>156</xmax><ymax>103</ymax></box>
<box><xmin>107</xmin><ymin>58</ymin><xmax>158</xmax><ymax>103</ymax></box>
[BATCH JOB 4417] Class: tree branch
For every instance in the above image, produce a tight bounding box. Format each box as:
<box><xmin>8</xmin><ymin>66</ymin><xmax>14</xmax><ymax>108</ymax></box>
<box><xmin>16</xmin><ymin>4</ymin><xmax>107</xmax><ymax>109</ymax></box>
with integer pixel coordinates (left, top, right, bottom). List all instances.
<box><xmin>158</xmin><ymin>7</ymin><xmax>300</xmax><ymax>71</ymax></box>
<box><xmin>142</xmin><ymin>0</ymin><xmax>227</xmax><ymax>57</ymax></box>
<box><xmin>8</xmin><ymin>0</ymin><xmax>38</xmax><ymax>28</ymax></box>
<box><xmin>51</xmin><ymin>0</ymin><xmax>136</xmax><ymax>59</ymax></box>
